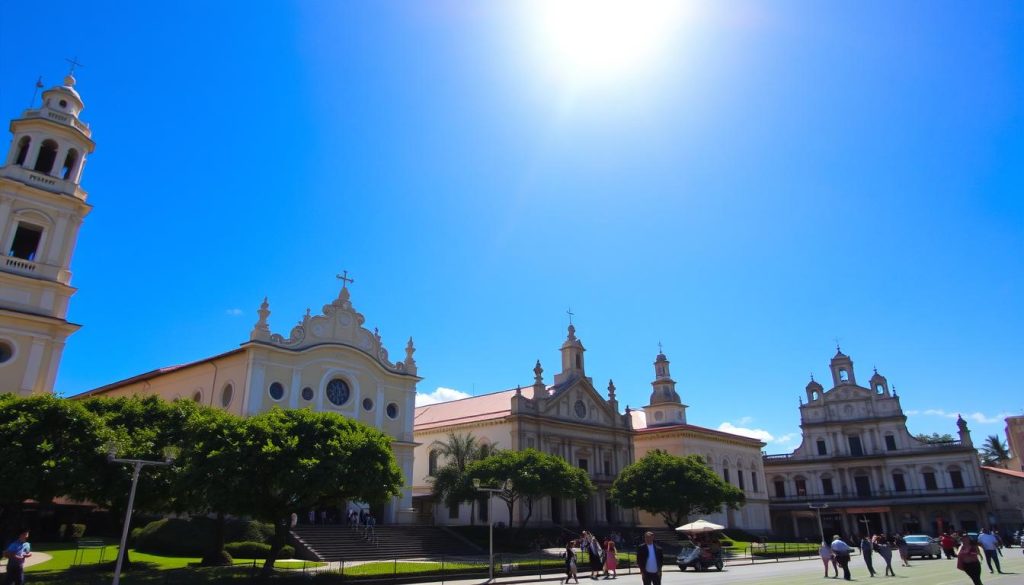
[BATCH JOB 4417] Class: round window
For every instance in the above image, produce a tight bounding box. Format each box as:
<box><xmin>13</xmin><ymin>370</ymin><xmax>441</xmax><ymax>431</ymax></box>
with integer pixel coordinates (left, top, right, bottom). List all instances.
<box><xmin>268</xmin><ymin>382</ymin><xmax>285</xmax><ymax>401</ymax></box>
<box><xmin>363</xmin><ymin>398</ymin><xmax>374</xmax><ymax>411</ymax></box>
<box><xmin>221</xmin><ymin>384</ymin><xmax>233</xmax><ymax>407</ymax></box>
<box><xmin>301</xmin><ymin>387</ymin><xmax>314</xmax><ymax>401</ymax></box>
<box><xmin>0</xmin><ymin>341</ymin><xmax>13</xmax><ymax>364</ymax></box>
<box><xmin>654</xmin><ymin>411</ymin><xmax>664</xmax><ymax>422</ymax></box>
<box><xmin>59</xmin><ymin>99</ymin><xmax>68</xmax><ymax>108</ymax></box>
<box><xmin>574</xmin><ymin>400</ymin><xmax>587</xmax><ymax>419</ymax></box>
<box><xmin>192</xmin><ymin>391</ymin><xmax>202</xmax><ymax>403</ymax></box>
<box><xmin>386</xmin><ymin>403</ymin><xmax>399</xmax><ymax>419</ymax></box>
<box><xmin>326</xmin><ymin>378</ymin><xmax>350</xmax><ymax>406</ymax></box>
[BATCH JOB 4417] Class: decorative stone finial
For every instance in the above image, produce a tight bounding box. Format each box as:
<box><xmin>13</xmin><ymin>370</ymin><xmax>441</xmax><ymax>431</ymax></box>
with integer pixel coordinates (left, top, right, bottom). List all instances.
<box><xmin>607</xmin><ymin>379</ymin><xmax>617</xmax><ymax>400</ymax></box>
<box><xmin>566</xmin><ymin>323</ymin><xmax>577</xmax><ymax>341</ymax></box>
<box><xmin>514</xmin><ymin>385</ymin><xmax>522</xmax><ymax>397</ymax></box>
<box><xmin>533</xmin><ymin>360</ymin><xmax>543</xmax><ymax>383</ymax></box>
<box><xmin>250</xmin><ymin>297</ymin><xmax>271</xmax><ymax>341</ymax></box>
<box><xmin>403</xmin><ymin>337</ymin><xmax>417</xmax><ymax>375</ymax></box>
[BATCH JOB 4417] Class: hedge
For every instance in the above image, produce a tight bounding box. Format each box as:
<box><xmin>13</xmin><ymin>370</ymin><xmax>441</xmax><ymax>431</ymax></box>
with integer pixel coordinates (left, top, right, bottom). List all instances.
<box><xmin>225</xmin><ymin>541</ymin><xmax>295</xmax><ymax>559</ymax></box>
<box><xmin>132</xmin><ymin>517</ymin><xmax>274</xmax><ymax>556</ymax></box>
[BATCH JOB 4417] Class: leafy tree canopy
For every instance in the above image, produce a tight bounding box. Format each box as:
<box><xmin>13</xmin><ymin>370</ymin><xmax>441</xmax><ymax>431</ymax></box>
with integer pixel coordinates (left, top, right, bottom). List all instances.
<box><xmin>914</xmin><ymin>432</ymin><xmax>955</xmax><ymax>444</ymax></box>
<box><xmin>980</xmin><ymin>434</ymin><xmax>1011</xmax><ymax>467</ymax></box>
<box><xmin>610</xmin><ymin>450</ymin><xmax>744</xmax><ymax>529</ymax></box>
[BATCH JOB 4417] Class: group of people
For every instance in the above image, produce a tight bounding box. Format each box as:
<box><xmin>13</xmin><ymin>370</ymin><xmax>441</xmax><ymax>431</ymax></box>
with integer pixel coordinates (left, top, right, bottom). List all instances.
<box><xmin>562</xmin><ymin>530</ymin><xmax>620</xmax><ymax>583</ymax></box>
<box><xmin>820</xmin><ymin>528</ymin><xmax>1008</xmax><ymax>585</ymax></box>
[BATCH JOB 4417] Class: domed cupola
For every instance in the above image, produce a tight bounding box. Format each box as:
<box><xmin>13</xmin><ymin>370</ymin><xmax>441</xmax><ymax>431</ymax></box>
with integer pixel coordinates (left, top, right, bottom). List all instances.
<box><xmin>829</xmin><ymin>346</ymin><xmax>856</xmax><ymax>386</ymax></box>
<box><xmin>642</xmin><ymin>345</ymin><xmax>688</xmax><ymax>427</ymax></box>
<box><xmin>869</xmin><ymin>368</ymin><xmax>889</xmax><ymax>396</ymax></box>
<box><xmin>805</xmin><ymin>376</ymin><xmax>824</xmax><ymax>402</ymax></box>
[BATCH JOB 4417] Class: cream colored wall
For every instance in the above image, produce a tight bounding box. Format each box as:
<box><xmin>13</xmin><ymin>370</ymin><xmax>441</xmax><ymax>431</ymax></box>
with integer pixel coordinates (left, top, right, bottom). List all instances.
<box><xmin>983</xmin><ymin>470</ymin><xmax>1024</xmax><ymax>527</ymax></box>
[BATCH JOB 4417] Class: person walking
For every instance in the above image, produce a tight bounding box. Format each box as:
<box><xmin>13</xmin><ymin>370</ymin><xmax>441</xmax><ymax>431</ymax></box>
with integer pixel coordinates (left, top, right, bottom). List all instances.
<box><xmin>603</xmin><ymin>537</ymin><xmax>618</xmax><ymax>579</ymax></box>
<box><xmin>3</xmin><ymin>529</ymin><xmax>32</xmax><ymax>585</ymax></box>
<box><xmin>941</xmin><ymin>533</ymin><xmax>957</xmax><ymax>560</ymax></box>
<box><xmin>636</xmin><ymin>532</ymin><xmax>663</xmax><ymax>585</ymax></box>
<box><xmin>860</xmin><ymin>535</ymin><xmax>877</xmax><ymax>577</ymax></box>
<box><xmin>895</xmin><ymin>533</ymin><xmax>910</xmax><ymax>567</ymax></box>
<box><xmin>819</xmin><ymin>540</ymin><xmax>838</xmax><ymax>578</ymax></box>
<box><xmin>583</xmin><ymin>531</ymin><xmax>603</xmax><ymax>579</ymax></box>
<box><xmin>830</xmin><ymin>534</ymin><xmax>853</xmax><ymax>581</ymax></box>
<box><xmin>875</xmin><ymin>535</ymin><xmax>895</xmax><ymax>577</ymax></box>
<box><xmin>563</xmin><ymin>540</ymin><xmax>579</xmax><ymax>584</ymax></box>
<box><xmin>956</xmin><ymin>534</ymin><xmax>984</xmax><ymax>585</ymax></box>
<box><xmin>977</xmin><ymin>529</ymin><xmax>1003</xmax><ymax>574</ymax></box>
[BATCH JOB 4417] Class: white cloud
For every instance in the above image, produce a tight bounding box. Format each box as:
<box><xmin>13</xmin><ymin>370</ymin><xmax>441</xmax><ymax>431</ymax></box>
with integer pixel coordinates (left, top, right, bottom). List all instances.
<box><xmin>416</xmin><ymin>387</ymin><xmax>472</xmax><ymax>406</ymax></box>
<box><xmin>908</xmin><ymin>408</ymin><xmax>1012</xmax><ymax>425</ymax></box>
<box><xmin>225</xmin><ymin>308</ymin><xmax>243</xmax><ymax>316</ymax></box>
<box><xmin>773</xmin><ymin>433</ymin><xmax>799</xmax><ymax>446</ymax></box>
<box><xmin>717</xmin><ymin>422</ymin><xmax>774</xmax><ymax>443</ymax></box>
<box><xmin>736</xmin><ymin>416</ymin><xmax>754</xmax><ymax>425</ymax></box>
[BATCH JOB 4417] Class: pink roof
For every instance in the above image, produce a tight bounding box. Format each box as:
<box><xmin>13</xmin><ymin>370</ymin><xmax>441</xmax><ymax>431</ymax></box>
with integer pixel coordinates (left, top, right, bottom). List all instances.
<box><xmin>414</xmin><ymin>386</ymin><xmax>537</xmax><ymax>430</ymax></box>
<box><xmin>982</xmin><ymin>465</ymin><xmax>1024</xmax><ymax>479</ymax></box>
<box><xmin>635</xmin><ymin>421</ymin><xmax>766</xmax><ymax>446</ymax></box>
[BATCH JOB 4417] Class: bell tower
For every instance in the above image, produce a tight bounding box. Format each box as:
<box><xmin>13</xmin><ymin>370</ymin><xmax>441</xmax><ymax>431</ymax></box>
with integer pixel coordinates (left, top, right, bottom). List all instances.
<box><xmin>642</xmin><ymin>347</ymin><xmax>688</xmax><ymax>427</ymax></box>
<box><xmin>0</xmin><ymin>71</ymin><xmax>95</xmax><ymax>395</ymax></box>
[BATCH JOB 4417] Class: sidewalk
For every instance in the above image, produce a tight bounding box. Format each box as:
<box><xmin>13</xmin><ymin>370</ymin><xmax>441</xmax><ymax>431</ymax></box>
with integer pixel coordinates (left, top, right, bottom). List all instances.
<box><xmin>0</xmin><ymin>551</ymin><xmax>52</xmax><ymax>573</ymax></box>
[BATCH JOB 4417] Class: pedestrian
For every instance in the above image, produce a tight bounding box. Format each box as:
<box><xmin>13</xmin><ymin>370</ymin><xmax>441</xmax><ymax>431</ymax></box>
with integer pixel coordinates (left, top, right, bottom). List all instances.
<box><xmin>583</xmin><ymin>531</ymin><xmax>603</xmax><ymax>579</ymax></box>
<box><xmin>3</xmin><ymin>529</ymin><xmax>32</xmax><ymax>585</ymax></box>
<box><xmin>830</xmin><ymin>534</ymin><xmax>852</xmax><ymax>581</ymax></box>
<box><xmin>603</xmin><ymin>537</ymin><xmax>618</xmax><ymax>579</ymax></box>
<box><xmin>895</xmin><ymin>533</ymin><xmax>910</xmax><ymax>567</ymax></box>
<box><xmin>941</xmin><ymin>533</ymin><xmax>957</xmax><ymax>560</ymax></box>
<box><xmin>563</xmin><ymin>540</ymin><xmax>579</xmax><ymax>584</ymax></box>
<box><xmin>819</xmin><ymin>540</ymin><xmax>838</xmax><ymax>578</ymax></box>
<box><xmin>636</xmin><ymin>531</ymin><xmax>663</xmax><ymax>585</ymax></box>
<box><xmin>956</xmin><ymin>534</ymin><xmax>984</xmax><ymax>585</ymax></box>
<box><xmin>875</xmin><ymin>535</ymin><xmax>895</xmax><ymax>577</ymax></box>
<box><xmin>977</xmin><ymin>529</ymin><xmax>1002</xmax><ymax>574</ymax></box>
<box><xmin>860</xmin><ymin>535</ymin><xmax>876</xmax><ymax>577</ymax></box>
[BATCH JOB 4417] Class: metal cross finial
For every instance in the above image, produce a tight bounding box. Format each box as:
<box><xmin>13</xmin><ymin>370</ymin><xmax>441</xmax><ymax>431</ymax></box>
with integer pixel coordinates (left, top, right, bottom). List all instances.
<box><xmin>336</xmin><ymin>270</ymin><xmax>354</xmax><ymax>288</ymax></box>
<box><xmin>658</xmin><ymin>341</ymin><xmax>663</xmax><ymax>354</ymax></box>
<box><xmin>833</xmin><ymin>337</ymin><xmax>842</xmax><ymax>352</ymax></box>
<box><xmin>65</xmin><ymin>56</ymin><xmax>84</xmax><ymax>76</ymax></box>
<box><xmin>566</xmin><ymin>307</ymin><xmax>574</xmax><ymax>326</ymax></box>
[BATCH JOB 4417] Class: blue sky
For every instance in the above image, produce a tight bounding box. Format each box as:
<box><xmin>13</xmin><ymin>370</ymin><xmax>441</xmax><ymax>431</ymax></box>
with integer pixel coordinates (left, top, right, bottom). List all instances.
<box><xmin>1</xmin><ymin>1</ymin><xmax>1021</xmax><ymax>451</ymax></box>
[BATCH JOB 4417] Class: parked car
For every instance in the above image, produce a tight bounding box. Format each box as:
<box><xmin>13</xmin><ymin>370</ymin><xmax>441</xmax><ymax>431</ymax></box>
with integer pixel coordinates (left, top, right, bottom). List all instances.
<box><xmin>903</xmin><ymin>535</ymin><xmax>941</xmax><ymax>559</ymax></box>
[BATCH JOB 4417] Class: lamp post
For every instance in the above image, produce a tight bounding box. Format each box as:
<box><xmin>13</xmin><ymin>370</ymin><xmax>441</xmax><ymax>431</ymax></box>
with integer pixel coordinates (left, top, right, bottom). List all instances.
<box><xmin>108</xmin><ymin>445</ymin><xmax>177</xmax><ymax>585</ymax></box>
<box><xmin>474</xmin><ymin>478</ymin><xmax>511</xmax><ymax>582</ymax></box>
<box><xmin>809</xmin><ymin>503</ymin><xmax>829</xmax><ymax>543</ymax></box>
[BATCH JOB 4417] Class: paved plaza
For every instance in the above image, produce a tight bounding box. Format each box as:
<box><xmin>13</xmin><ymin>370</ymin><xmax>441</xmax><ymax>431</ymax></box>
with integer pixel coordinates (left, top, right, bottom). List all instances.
<box><xmin>416</xmin><ymin>553</ymin><xmax>1023</xmax><ymax>585</ymax></box>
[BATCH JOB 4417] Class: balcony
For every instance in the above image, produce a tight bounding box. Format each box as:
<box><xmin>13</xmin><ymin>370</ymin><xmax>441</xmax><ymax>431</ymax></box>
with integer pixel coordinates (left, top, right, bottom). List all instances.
<box><xmin>0</xmin><ymin>165</ymin><xmax>87</xmax><ymax>201</ymax></box>
<box><xmin>768</xmin><ymin>485</ymin><xmax>988</xmax><ymax>508</ymax></box>
<box><xmin>20</xmin><ymin>108</ymin><xmax>92</xmax><ymax>138</ymax></box>
<box><xmin>764</xmin><ymin>439</ymin><xmax>971</xmax><ymax>463</ymax></box>
<box><xmin>2</xmin><ymin>255</ymin><xmax>66</xmax><ymax>282</ymax></box>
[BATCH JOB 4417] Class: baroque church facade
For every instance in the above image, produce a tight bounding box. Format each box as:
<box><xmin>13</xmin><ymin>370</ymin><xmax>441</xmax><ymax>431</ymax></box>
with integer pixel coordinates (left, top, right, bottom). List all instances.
<box><xmin>413</xmin><ymin>325</ymin><xmax>773</xmax><ymax>532</ymax></box>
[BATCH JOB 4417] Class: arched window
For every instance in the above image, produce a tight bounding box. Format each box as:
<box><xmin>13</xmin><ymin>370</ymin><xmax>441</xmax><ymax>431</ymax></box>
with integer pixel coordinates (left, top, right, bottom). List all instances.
<box><xmin>14</xmin><ymin>137</ymin><xmax>30</xmax><ymax>165</ymax></box>
<box><xmin>33</xmin><ymin>140</ymin><xmax>58</xmax><ymax>174</ymax></box>
<box><xmin>891</xmin><ymin>470</ymin><xmax>907</xmax><ymax>492</ymax></box>
<box><xmin>221</xmin><ymin>384</ymin><xmax>234</xmax><ymax>407</ymax></box>
<box><xmin>479</xmin><ymin>443</ymin><xmax>490</xmax><ymax>458</ymax></box>
<box><xmin>575</xmin><ymin>354</ymin><xmax>582</xmax><ymax>369</ymax></box>
<box><xmin>875</xmin><ymin>383</ymin><xmax>885</xmax><ymax>394</ymax></box>
<box><xmin>820</xmin><ymin>474</ymin><xmax>835</xmax><ymax>495</ymax></box>
<box><xmin>794</xmin><ymin>475</ymin><xmax>807</xmax><ymax>496</ymax></box>
<box><xmin>61</xmin><ymin>149</ymin><xmax>78</xmax><ymax>180</ymax></box>
<box><xmin>428</xmin><ymin>450</ymin><xmax>439</xmax><ymax>476</ymax></box>
<box><xmin>192</xmin><ymin>390</ymin><xmax>202</xmax><ymax>403</ymax></box>
<box><xmin>948</xmin><ymin>466</ymin><xmax>965</xmax><ymax>489</ymax></box>
<box><xmin>839</xmin><ymin>368</ymin><xmax>849</xmax><ymax>382</ymax></box>
<box><xmin>922</xmin><ymin>467</ymin><xmax>938</xmax><ymax>491</ymax></box>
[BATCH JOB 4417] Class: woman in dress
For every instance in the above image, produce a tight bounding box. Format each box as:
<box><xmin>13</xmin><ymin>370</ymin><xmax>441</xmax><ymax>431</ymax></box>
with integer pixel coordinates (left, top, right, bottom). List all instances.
<box><xmin>956</xmin><ymin>534</ymin><xmax>984</xmax><ymax>585</ymax></box>
<box><xmin>819</xmin><ymin>540</ymin><xmax>838</xmax><ymax>578</ymax></box>
<box><xmin>603</xmin><ymin>537</ymin><xmax>618</xmax><ymax>579</ymax></box>
<box><xmin>563</xmin><ymin>540</ymin><xmax>579</xmax><ymax>585</ymax></box>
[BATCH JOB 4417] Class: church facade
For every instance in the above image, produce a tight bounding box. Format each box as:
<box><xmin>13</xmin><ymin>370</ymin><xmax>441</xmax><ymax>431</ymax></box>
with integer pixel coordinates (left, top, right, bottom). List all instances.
<box><xmin>77</xmin><ymin>283</ymin><xmax>422</xmax><ymax>524</ymax></box>
<box><xmin>0</xmin><ymin>74</ymin><xmax>93</xmax><ymax>396</ymax></box>
<box><xmin>763</xmin><ymin>349</ymin><xmax>989</xmax><ymax>539</ymax></box>
<box><xmin>413</xmin><ymin>325</ymin><xmax>772</xmax><ymax>533</ymax></box>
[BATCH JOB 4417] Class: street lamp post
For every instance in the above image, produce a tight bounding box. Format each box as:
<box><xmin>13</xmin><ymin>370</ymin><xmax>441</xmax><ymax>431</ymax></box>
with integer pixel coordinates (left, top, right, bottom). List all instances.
<box><xmin>809</xmin><ymin>503</ymin><xmax>830</xmax><ymax>543</ymax></box>
<box><xmin>474</xmin><ymin>479</ymin><xmax>511</xmax><ymax>582</ymax></box>
<box><xmin>108</xmin><ymin>445</ymin><xmax>176</xmax><ymax>585</ymax></box>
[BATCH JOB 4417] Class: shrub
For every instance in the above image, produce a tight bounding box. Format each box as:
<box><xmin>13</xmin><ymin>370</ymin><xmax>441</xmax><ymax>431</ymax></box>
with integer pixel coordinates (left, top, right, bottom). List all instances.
<box><xmin>133</xmin><ymin>517</ymin><xmax>275</xmax><ymax>556</ymax></box>
<box><xmin>225</xmin><ymin>541</ymin><xmax>295</xmax><ymax>559</ymax></box>
<box><xmin>60</xmin><ymin>524</ymin><xmax>87</xmax><ymax>540</ymax></box>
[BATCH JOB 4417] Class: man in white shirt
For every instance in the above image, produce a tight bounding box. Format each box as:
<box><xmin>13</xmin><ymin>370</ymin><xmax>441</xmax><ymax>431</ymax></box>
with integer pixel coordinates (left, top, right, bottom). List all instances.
<box><xmin>830</xmin><ymin>534</ymin><xmax>852</xmax><ymax>581</ymax></box>
<box><xmin>977</xmin><ymin>529</ymin><xmax>1003</xmax><ymax>574</ymax></box>
<box><xmin>636</xmin><ymin>531</ymin><xmax>663</xmax><ymax>585</ymax></box>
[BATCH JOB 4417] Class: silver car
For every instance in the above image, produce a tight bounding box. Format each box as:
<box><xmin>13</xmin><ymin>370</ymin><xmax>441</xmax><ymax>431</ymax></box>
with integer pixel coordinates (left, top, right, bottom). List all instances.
<box><xmin>903</xmin><ymin>535</ymin><xmax>941</xmax><ymax>559</ymax></box>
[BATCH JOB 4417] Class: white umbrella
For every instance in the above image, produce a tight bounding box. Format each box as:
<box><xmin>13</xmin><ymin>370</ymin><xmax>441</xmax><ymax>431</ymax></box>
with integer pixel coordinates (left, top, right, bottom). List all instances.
<box><xmin>675</xmin><ymin>519</ymin><xmax>726</xmax><ymax>533</ymax></box>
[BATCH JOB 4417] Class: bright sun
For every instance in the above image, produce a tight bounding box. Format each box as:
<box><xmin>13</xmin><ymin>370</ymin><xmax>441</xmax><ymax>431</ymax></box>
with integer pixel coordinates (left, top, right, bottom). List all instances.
<box><xmin>530</xmin><ymin>0</ymin><xmax>689</xmax><ymax>85</ymax></box>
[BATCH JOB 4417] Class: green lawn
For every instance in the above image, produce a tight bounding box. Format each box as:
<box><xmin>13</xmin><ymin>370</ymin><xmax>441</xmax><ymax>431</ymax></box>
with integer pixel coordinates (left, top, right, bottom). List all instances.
<box><xmin>27</xmin><ymin>542</ymin><xmax>323</xmax><ymax>574</ymax></box>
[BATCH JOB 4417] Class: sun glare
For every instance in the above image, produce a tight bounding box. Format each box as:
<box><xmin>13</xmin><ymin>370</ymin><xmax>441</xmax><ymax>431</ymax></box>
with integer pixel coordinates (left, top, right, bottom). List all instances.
<box><xmin>530</xmin><ymin>0</ymin><xmax>689</xmax><ymax>85</ymax></box>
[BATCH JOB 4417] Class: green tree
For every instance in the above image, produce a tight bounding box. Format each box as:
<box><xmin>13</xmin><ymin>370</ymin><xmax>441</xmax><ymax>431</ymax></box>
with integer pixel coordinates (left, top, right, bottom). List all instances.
<box><xmin>78</xmin><ymin>396</ymin><xmax>201</xmax><ymax>567</ymax></box>
<box><xmin>914</xmin><ymin>432</ymin><xmax>955</xmax><ymax>443</ymax></box>
<box><xmin>236</xmin><ymin>408</ymin><xmax>403</xmax><ymax>576</ymax></box>
<box><xmin>430</xmin><ymin>433</ymin><xmax>494</xmax><ymax>522</ymax></box>
<box><xmin>980</xmin><ymin>434</ymin><xmax>1011</xmax><ymax>467</ymax></box>
<box><xmin>467</xmin><ymin>449</ymin><xmax>593</xmax><ymax>532</ymax></box>
<box><xmin>431</xmin><ymin>432</ymin><xmax>484</xmax><ymax>472</ymax></box>
<box><xmin>610</xmin><ymin>450</ymin><xmax>745</xmax><ymax>529</ymax></box>
<box><xmin>0</xmin><ymin>394</ymin><xmax>107</xmax><ymax>539</ymax></box>
<box><xmin>174</xmin><ymin>407</ymin><xmax>250</xmax><ymax>565</ymax></box>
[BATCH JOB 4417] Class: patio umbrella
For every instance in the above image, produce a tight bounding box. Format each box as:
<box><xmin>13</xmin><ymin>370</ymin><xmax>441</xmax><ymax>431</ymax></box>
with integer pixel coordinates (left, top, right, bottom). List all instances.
<box><xmin>675</xmin><ymin>519</ymin><xmax>726</xmax><ymax>533</ymax></box>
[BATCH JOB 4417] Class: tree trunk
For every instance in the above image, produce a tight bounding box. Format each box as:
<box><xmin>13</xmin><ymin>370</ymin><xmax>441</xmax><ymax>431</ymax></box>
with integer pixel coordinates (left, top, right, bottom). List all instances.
<box><xmin>261</xmin><ymin>517</ymin><xmax>289</xmax><ymax>576</ymax></box>
<box><xmin>201</xmin><ymin>512</ymin><xmax>232</xmax><ymax>566</ymax></box>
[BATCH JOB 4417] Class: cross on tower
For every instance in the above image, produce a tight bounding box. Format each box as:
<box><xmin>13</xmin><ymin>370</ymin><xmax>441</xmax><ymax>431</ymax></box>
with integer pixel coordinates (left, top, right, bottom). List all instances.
<box><xmin>566</xmin><ymin>307</ymin><xmax>575</xmax><ymax>326</ymax></box>
<box><xmin>336</xmin><ymin>270</ymin><xmax>354</xmax><ymax>288</ymax></box>
<box><xmin>65</xmin><ymin>56</ymin><xmax>84</xmax><ymax>76</ymax></box>
<box><xmin>833</xmin><ymin>337</ymin><xmax>843</xmax><ymax>352</ymax></box>
<box><xmin>658</xmin><ymin>341</ymin><xmax>664</xmax><ymax>354</ymax></box>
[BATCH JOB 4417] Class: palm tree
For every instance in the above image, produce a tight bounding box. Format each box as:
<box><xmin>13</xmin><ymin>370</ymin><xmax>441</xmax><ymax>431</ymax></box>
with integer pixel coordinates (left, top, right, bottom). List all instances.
<box><xmin>429</xmin><ymin>433</ymin><xmax>499</xmax><ymax>524</ymax></box>
<box><xmin>980</xmin><ymin>434</ymin><xmax>1011</xmax><ymax>467</ymax></box>
<box><xmin>432</xmin><ymin>432</ymin><xmax>482</xmax><ymax>472</ymax></box>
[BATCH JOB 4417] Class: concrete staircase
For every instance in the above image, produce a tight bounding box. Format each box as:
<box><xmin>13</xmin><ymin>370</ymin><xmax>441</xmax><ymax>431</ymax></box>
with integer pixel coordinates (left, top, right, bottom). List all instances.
<box><xmin>291</xmin><ymin>525</ymin><xmax>483</xmax><ymax>562</ymax></box>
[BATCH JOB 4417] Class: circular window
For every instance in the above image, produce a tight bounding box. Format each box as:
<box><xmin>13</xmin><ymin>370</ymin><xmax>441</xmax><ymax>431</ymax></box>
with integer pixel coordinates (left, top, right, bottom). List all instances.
<box><xmin>192</xmin><ymin>391</ymin><xmax>202</xmax><ymax>403</ymax></box>
<box><xmin>363</xmin><ymin>398</ymin><xmax>374</xmax><ymax>411</ymax></box>
<box><xmin>0</xmin><ymin>341</ymin><xmax>13</xmax><ymax>364</ymax></box>
<box><xmin>221</xmin><ymin>384</ymin><xmax>233</xmax><ymax>407</ymax></box>
<box><xmin>654</xmin><ymin>411</ymin><xmax>664</xmax><ymax>422</ymax></box>
<box><xmin>326</xmin><ymin>378</ymin><xmax>350</xmax><ymax>406</ymax></box>
<box><xmin>301</xmin><ymin>387</ymin><xmax>314</xmax><ymax>401</ymax></box>
<box><xmin>59</xmin><ymin>99</ymin><xmax>68</xmax><ymax>108</ymax></box>
<box><xmin>268</xmin><ymin>382</ymin><xmax>285</xmax><ymax>401</ymax></box>
<box><xmin>574</xmin><ymin>400</ymin><xmax>587</xmax><ymax>419</ymax></box>
<box><xmin>386</xmin><ymin>403</ymin><xmax>399</xmax><ymax>419</ymax></box>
